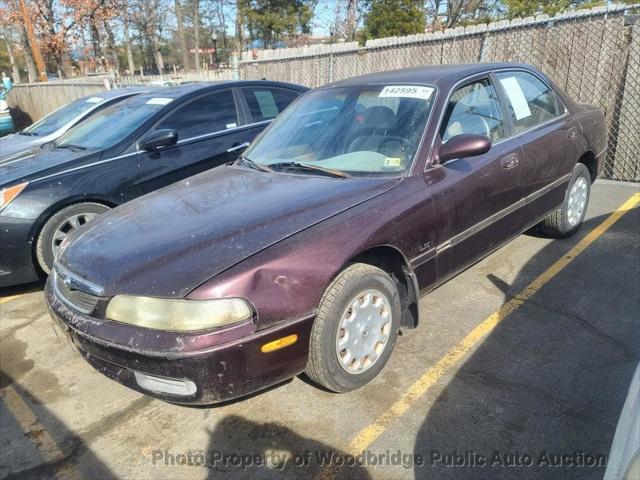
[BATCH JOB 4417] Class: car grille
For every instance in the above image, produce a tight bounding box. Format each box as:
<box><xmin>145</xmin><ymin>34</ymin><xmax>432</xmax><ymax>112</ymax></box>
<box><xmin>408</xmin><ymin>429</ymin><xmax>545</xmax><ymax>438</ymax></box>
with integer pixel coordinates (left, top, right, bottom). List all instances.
<box><xmin>53</xmin><ymin>269</ymin><xmax>100</xmax><ymax>315</ymax></box>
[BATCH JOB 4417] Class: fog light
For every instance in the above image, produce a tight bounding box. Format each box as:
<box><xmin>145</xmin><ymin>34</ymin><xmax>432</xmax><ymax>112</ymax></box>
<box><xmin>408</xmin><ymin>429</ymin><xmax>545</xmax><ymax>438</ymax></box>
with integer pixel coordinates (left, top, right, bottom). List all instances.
<box><xmin>133</xmin><ymin>371</ymin><xmax>197</xmax><ymax>396</ymax></box>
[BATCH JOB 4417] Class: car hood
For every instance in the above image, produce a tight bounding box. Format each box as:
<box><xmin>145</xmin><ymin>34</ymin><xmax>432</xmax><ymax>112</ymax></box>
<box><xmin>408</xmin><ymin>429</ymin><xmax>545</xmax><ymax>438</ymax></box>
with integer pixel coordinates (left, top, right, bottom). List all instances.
<box><xmin>59</xmin><ymin>165</ymin><xmax>401</xmax><ymax>298</ymax></box>
<box><xmin>0</xmin><ymin>147</ymin><xmax>91</xmax><ymax>185</ymax></box>
<box><xmin>0</xmin><ymin>134</ymin><xmax>45</xmax><ymax>159</ymax></box>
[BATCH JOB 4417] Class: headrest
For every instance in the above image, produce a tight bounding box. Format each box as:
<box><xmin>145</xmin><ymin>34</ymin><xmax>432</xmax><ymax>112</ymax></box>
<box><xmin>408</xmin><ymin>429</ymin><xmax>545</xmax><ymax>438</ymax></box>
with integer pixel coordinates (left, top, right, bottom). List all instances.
<box><xmin>444</xmin><ymin>113</ymin><xmax>490</xmax><ymax>141</ymax></box>
<box><xmin>361</xmin><ymin>106</ymin><xmax>397</xmax><ymax>130</ymax></box>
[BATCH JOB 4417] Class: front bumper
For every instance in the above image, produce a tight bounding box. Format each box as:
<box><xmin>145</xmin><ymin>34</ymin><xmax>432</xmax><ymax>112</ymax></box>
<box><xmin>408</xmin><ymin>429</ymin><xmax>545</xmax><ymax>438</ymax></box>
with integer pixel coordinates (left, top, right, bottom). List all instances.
<box><xmin>0</xmin><ymin>215</ymin><xmax>40</xmax><ymax>287</ymax></box>
<box><xmin>45</xmin><ymin>280</ymin><xmax>314</xmax><ymax>405</ymax></box>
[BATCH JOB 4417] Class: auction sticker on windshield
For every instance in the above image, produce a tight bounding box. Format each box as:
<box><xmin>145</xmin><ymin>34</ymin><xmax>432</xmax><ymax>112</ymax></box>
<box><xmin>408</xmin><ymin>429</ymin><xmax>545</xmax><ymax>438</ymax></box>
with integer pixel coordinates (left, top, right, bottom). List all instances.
<box><xmin>145</xmin><ymin>97</ymin><xmax>174</xmax><ymax>106</ymax></box>
<box><xmin>379</xmin><ymin>86</ymin><xmax>434</xmax><ymax>100</ymax></box>
<box><xmin>85</xmin><ymin>97</ymin><xmax>103</xmax><ymax>103</ymax></box>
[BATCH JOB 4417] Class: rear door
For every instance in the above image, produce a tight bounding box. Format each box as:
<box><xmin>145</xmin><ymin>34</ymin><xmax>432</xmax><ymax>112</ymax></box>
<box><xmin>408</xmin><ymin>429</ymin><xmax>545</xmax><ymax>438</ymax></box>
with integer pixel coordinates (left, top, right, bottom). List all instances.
<box><xmin>137</xmin><ymin>88</ymin><xmax>250</xmax><ymax>193</ymax></box>
<box><xmin>424</xmin><ymin>76</ymin><xmax>526</xmax><ymax>283</ymax></box>
<box><xmin>239</xmin><ymin>86</ymin><xmax>302</xmax><ymax>137</ymax></box>
<box><xmin>494</xmin><ymin>70</ymin><xmax>579</xmax><ymax>218</ymax></box>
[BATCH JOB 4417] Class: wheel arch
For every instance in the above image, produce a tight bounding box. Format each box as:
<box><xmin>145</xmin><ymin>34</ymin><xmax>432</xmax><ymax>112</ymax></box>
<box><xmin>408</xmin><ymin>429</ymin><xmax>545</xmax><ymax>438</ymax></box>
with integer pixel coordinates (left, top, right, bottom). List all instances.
<box><xmin>577</xmin><ymin>150</ymin><xmax>598</xmax><ymax>183</ymax></box>
<box><xmin>346</xmin><ymin>244</ymin><xmax>420</xmax><ymax>329</ymax></box>
<box><xmin>29</xmin><ymin>196</ymin><xmax>116</xmax><ymax>271</ymax></box>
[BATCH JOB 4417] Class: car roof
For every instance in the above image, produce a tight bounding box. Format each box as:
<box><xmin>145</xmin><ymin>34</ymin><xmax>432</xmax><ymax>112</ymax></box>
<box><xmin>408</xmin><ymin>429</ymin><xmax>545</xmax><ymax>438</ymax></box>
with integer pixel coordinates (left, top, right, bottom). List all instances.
<box><xmin>90</xmin><ymin>86</ymin><xmax>151</xmax><ymax>100</ymax></box>
<box><xmin>324</xmin><ymin>62</ymin><xmax>535</xmax><ymax>89</ymax></box>
<box><xmin>131</xmin><ymin>80</ymin><xmax>308</xmax><ymax>102</ymax></box>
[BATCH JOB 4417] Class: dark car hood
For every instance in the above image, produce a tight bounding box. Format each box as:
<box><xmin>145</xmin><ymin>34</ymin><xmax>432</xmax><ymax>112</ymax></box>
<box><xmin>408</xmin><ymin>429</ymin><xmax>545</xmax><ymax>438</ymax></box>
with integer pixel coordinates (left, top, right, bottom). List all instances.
<box><xmin>60</xmin><ymin>165</ymin><xmax>400</xmax><ymax>298</ymax></box>
<box><xmin>0</xmin><ymin>134</ymin><xmax>43</xmax><ymax>159</ymax></box>
<box><xmin>0</xmin><ymin>147</ymin><xmax>91</xmax><ymax>186</ymax></box>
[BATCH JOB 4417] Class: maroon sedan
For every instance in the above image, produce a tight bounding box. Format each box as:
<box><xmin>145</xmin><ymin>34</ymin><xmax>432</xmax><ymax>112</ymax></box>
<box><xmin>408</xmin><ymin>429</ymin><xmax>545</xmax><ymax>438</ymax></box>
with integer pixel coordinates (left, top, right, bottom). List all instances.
<box><xmin>46</xmin><ymin>63</ymin><xmax>606</xmax><ymax>404</ymax></box>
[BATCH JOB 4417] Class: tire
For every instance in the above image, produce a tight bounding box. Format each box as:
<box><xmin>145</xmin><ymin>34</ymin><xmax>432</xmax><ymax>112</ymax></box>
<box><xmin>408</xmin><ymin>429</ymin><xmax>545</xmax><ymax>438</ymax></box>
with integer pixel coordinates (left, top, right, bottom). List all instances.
<box><xmin>539</xmin><ymin>163</ymin><xmax>591</xmax><ymax>238</ymax></box>
<box><xmin>306</xmin><ymin>263</ymin><xmax>402</xmax><ymax>393</ymax></box>
<box><xmin>36</xmin><ymin>202</ymin><xmax>110</xmax><ymax>274</ymax></box>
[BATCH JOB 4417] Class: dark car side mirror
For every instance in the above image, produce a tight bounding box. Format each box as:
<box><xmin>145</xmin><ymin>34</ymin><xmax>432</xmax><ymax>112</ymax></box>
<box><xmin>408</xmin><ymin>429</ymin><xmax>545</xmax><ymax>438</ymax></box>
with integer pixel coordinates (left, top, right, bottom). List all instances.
<box><xmin>138</xmin><ymin>129</ymin><xmax>178</xmax><ymax>152</ymax></box>
<box><xmin>437</xmin><ymin>134</ymin><xmax>491</xmax><ymax>163</ymax></box>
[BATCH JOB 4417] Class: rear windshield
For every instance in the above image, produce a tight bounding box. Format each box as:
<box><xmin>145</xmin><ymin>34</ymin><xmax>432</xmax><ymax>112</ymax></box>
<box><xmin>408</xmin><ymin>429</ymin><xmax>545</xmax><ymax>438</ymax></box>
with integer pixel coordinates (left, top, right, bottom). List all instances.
<box><xmin>23</xmin><ymin>96</ymin><xmax>106</xmax><ymax>136</ymax></box>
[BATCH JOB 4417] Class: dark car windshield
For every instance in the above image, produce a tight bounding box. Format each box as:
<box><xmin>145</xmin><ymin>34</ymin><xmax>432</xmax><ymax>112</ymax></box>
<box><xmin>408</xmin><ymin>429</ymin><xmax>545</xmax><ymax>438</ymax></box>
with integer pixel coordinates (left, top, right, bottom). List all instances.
<box><xmin>56</xmin><ymin>96</ymin><xmax>170</xmax><ymax>151</ymax></box>
<box><xmin>23</xmin><ymin>96</ymin><xmax>106</xmax><ymax>136</ymax></box>
<box><xmin>244</xmin><ymin>84</ymin><xmax>435</xmax><ymax>176</ymax></box>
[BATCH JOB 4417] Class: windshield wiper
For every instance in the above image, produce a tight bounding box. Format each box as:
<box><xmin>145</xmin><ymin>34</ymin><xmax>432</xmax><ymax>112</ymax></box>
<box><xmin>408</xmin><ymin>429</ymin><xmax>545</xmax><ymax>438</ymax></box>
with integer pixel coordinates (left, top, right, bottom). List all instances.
<box><xmin>55</xmin><ymin>143</ymin><xmax>87</xmax><ymax>151</ymax></box>
<box><xmin>268</xmin><ymin>162</ymin><xmax>349</xmax><ymax>178</ymax></box>
<box><xmin>18</xmin><ymin>131</ymin><xmax>37</xmax><ymax>136</ymax></box>
<box><xmin>240</xmin><ymin>156</ymin><xmax>272</xmax><ymax>173</ymax></box>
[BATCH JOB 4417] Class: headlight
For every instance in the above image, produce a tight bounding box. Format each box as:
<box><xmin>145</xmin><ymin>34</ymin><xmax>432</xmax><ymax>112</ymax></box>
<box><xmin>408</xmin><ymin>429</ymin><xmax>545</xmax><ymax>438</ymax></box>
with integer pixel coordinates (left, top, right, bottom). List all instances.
<box><xmin>105</xmin><ymin>296</ymin><xmax>252</xmax><ymax>331</ymax></box>
<box><xmin>0</xmin><ymin>182</ymin><xmax>28</xmax><ymax>210</ymax></box>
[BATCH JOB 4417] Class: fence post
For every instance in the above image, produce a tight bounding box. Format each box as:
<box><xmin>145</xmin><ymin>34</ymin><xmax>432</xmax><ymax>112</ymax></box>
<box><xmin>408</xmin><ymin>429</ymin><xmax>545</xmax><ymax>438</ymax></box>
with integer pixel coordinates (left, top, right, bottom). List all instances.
<box><xmin>232</xmin><ymin>54</ymin><xmax>240</xmax><ymax>80</ymax></box>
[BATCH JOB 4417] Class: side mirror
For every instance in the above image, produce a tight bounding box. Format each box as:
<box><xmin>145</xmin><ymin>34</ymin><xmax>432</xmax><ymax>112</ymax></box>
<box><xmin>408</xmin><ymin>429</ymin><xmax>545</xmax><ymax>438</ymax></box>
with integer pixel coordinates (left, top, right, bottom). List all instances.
<box><xmin>437</xmin><ymin>134</ymin><xmax>491</xmax><ymax>163</ymax></box>
<box><xmin>138</xmin><ymin>129</ymin><xmax>178</xmax><ymax>152</ymax></box>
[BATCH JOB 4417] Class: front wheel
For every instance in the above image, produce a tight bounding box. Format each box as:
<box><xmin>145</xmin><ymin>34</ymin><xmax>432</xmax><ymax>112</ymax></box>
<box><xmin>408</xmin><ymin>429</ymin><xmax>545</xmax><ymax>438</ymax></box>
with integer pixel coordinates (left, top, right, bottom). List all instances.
<box><xmin>305</xmin><ymin>263</ymin><xmax>401</xmax><ymax>393</ymax></box>
<box><xmin>539</xmin><ymin>163</ymin><xmax>591</xmax><ymax>238</ymax></box>
<box><xmin>36</xmin><ymin>202</ymin><xmax>110</xmax><ymax>274</ymax></box>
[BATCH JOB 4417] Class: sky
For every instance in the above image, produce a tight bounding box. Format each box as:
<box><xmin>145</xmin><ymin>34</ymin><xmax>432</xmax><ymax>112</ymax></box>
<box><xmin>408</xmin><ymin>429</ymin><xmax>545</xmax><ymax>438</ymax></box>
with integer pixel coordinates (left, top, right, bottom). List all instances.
<box><xmin>312</xmin><ymin>0</ymin><xmax>338</xmax><ymax>36</ymax></box>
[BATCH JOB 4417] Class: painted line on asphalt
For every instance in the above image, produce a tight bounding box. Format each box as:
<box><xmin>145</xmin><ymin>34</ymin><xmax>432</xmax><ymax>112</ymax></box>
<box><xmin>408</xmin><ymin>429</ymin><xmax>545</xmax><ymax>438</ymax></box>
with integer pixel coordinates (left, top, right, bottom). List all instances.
<box><xmin>318</xmin><ymin>191</ymin><xmax>640</xmax><ymax>479</ymax></box>
<box><xmin>0</xmin><ymin>294</ymin><xmax>24</xmax><ymax>305</ymax></box>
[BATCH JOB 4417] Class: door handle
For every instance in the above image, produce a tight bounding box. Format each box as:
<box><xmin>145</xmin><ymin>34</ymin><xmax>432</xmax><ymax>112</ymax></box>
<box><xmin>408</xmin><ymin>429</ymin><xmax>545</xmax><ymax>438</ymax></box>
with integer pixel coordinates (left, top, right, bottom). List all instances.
<box><xmin>500</xmin><ymin>153</ymin><xmax>519</xmax><ymax>169</ymax></box>
<box><xmin>227</xmin><ymin>142</ymin><xmax>250</xmax><ymax>153</ymax></box>
<box><xmin>567</xmin><ymin>127</ymin><xmax>577</xmax><ymax>139</ymax></box>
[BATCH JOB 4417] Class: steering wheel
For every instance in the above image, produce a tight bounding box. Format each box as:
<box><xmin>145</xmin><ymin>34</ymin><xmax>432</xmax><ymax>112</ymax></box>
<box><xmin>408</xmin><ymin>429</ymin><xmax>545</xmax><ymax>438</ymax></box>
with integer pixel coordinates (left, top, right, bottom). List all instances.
<box><xmin>379</xmin><ymin>136</ymin><xmax>414</xmax><ymax>159</ymax></box>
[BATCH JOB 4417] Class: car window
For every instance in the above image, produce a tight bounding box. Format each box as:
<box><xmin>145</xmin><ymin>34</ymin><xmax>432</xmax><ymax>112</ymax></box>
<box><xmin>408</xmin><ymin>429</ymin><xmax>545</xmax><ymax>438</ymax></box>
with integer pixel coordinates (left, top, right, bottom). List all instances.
<box><xmin>243</xmin><ymin>84</ymin><xmax>435</xmax><ymax>176</ymax></box>
<box><xmin>440</xmin><ymin>78</ymin><xmax>507</xmax><ymax>143</ymax></box>
<box><xmin>23</xmin><ymin>96</ymin><xmax>107</xmax><ymax>136</ymax></box>
<box><xmin>157</xmin><ymin>90</ymin><xmax>238</xmax><ymax>139</ymax></box>
<box><xmin>56</xmin><ymin>96</ymin><xmax>167</xmax><ymax>150</ymax></box>
<box><xmin>241</xmin><ymin>87</ymin><xmax>300</xmax><ymax>122</ymax></box>
<box><xmin>496</xmin><ymin>71</ymin><xmax>564</xmax><ymax>134</ymax></box>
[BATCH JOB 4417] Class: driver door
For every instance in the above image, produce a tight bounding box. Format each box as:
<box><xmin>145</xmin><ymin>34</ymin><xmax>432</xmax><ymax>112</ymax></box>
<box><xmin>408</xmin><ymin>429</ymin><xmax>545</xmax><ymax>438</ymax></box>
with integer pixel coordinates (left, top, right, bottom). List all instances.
<box><xmin>424</xmin><ymin>76</ymin><xmax>526</xmax><ymax>282</ymax></box>
<box><xmin>136</xmin><ymin>89</ymin><xmax>250</xmax><ymax>193</ymax></box>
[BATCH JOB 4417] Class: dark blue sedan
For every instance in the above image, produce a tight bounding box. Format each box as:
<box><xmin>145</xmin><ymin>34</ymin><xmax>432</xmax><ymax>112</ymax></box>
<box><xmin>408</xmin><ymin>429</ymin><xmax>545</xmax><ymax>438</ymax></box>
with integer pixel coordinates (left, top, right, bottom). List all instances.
<box><xmin>0</xmin><ymin>81</ymin><xmax>307</xmax><ymax>286</ymax></box>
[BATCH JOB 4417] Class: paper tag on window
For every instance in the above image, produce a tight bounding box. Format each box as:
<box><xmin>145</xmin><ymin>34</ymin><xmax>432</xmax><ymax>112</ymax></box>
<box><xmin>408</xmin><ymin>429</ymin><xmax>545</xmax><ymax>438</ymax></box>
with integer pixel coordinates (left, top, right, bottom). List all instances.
<box><xmin>85</xmin><ymin>97</ymin><xmax>103</xmax><ymax>103</ymax></box>
<box><xmin>499</xmin><ymin>77</ymin><xmax>531</xmax><ymax>120</ymax></box>
<box><xmin>146</xmin><ymin>97</ymin><xmax>173</xmax><ymax>105</ymax></box>
<box><xmin>226</xmin><ymin>122</ymin><xmax>237</xmax><ymax>129</ymax></box>
<box><xmin>384</xmin><ymin>157</ymin><xmax>402</xmax><ymax>167</ymax></box>
<box><xmin>379</xmin><ymin>86</ymin><xmax>434</xmax><ymax>101</ymax></box>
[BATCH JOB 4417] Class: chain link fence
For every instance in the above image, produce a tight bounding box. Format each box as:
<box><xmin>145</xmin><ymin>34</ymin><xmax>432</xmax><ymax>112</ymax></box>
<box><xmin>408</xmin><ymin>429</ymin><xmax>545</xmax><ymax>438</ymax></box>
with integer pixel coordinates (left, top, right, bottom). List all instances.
<box><xmin>240</xmin><ymin>5</ymin><xmax>640</xmax><ymax>182</ymax></box>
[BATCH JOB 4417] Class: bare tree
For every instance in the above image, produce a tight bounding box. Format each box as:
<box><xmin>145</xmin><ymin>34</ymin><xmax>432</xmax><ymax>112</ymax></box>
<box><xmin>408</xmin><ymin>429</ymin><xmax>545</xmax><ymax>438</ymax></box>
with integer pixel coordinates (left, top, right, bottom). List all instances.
<box><xmin>175</xmin><ymin>0</ymin><xmax>190</xmax><ymax>69</ymax></box>
<box><xmin>193</xmin><ymin>0</ymin><xmax>200</xmax><ymax>70</ymax></box>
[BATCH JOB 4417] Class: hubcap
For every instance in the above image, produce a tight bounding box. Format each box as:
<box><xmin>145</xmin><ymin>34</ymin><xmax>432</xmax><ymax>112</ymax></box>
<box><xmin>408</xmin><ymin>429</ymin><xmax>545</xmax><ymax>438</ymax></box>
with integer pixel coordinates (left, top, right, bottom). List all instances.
<box><xmin>51</xmin><ymin>213</ymin><xmax>98</xmax><ymax>258</ymax></box>
<box><xmin>335</xmin><ymin>289</ymin><xmax>392</xmax><ymax>374</ymax></box>
<box><xmin>567</xmin><ymin>177</ymin><xmax>588</xmax><ymax>227</ymax></box>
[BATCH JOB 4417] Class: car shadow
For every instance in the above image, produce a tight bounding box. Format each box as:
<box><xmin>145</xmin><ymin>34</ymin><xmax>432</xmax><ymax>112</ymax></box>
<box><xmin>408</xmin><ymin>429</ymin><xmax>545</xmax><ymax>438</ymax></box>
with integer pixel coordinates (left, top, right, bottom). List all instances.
<box><xmin>204</xmin><ymin>415</ymin><xmax>372</xmax><ymax>479</ymax></box>
<box><xmin>0</xmin><ymin>373</ymin><xmax>116</xmax><ymax>480</ymax></box>
<box><xmin>412</xmin><ymin>210</ymin><xmax>640</xmax><ymax>480</ymax></box>
<box><xmin>0</xmin><ymin>280</ymin><xmax>45</xmax><ymax>298</ymax></box>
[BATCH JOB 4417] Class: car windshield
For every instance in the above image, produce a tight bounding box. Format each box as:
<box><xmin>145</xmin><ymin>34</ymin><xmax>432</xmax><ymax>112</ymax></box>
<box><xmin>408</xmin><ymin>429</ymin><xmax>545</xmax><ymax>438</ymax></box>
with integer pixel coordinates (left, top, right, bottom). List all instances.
<box><xmin>56</xmin><ymin>96</ymin><xmax>169</xmax><ymax>151</ymax></box>
<box><xmin>23</xmin><ymin>96</ymin><xmax>106</xmax><ymax>136</ymax></box>
<box><xmin>244</xmin><ymin>84</ymin><xmax>435</xmax><ymax>176</ymax></box>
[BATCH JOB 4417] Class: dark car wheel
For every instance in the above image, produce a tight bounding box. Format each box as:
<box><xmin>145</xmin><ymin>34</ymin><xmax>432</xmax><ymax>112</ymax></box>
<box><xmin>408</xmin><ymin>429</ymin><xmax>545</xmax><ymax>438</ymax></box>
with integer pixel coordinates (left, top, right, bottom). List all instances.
<box><xmin>306</xmin><ymin>263</ymin><xmax>402</xmax><ymax>393</ymax></box>
<box><xmin>540</xmin><ymin>163</ymin><xmax>591</xmax><ymax>238</ymax></box>
<box><xmin>36</xmin><ymin>202</ymin><xmax>110</xmax><ymax>274</ymax></box>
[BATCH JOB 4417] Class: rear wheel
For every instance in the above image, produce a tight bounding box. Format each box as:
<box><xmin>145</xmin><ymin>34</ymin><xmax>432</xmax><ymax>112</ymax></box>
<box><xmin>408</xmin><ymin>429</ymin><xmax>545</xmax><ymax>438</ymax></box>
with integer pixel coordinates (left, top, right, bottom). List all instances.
<box><xmin>306</xmin><ymin>263</ymin><xmax>401</xmax><ymax>393</ymax></box>
<box><xmin>540</xmin><ymin>163</ymin><xmax>591</xmax><ymax>238</ymax></box>
<box><xmin>36</xmin><ymin>202</ymin><xmax>110</xmax><ymax>274</ymax></box>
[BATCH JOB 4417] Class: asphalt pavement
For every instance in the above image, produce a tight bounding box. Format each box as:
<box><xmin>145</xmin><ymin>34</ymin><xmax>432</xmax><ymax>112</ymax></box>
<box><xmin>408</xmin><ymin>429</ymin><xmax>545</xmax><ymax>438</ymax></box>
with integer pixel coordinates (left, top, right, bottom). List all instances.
<box><xmin>0</xmin><ymin>180</ymin><xmax>638</xmax><ymax>480</ymax></box>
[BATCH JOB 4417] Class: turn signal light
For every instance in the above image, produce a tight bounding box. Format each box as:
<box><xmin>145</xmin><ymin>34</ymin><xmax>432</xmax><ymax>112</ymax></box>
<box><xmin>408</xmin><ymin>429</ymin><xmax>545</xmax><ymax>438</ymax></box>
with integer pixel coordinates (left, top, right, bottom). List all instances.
<box><xmin>261</xmin><ymin>334</ymin><xmax>298</xmax><ymax>353</ymax></box>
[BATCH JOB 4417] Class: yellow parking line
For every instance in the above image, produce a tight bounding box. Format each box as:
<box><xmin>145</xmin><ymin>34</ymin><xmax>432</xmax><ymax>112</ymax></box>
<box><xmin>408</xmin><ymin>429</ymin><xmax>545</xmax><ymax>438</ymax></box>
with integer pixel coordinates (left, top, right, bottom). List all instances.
<box><xmin>319</xmin><ymin>192</ymin><xmax>640</xmax><ymax>479</ymax></box>
<box><xmin>0</xmin><ymin>294</ymin><xmax>24</xmax><ymax>305</ymax></box>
